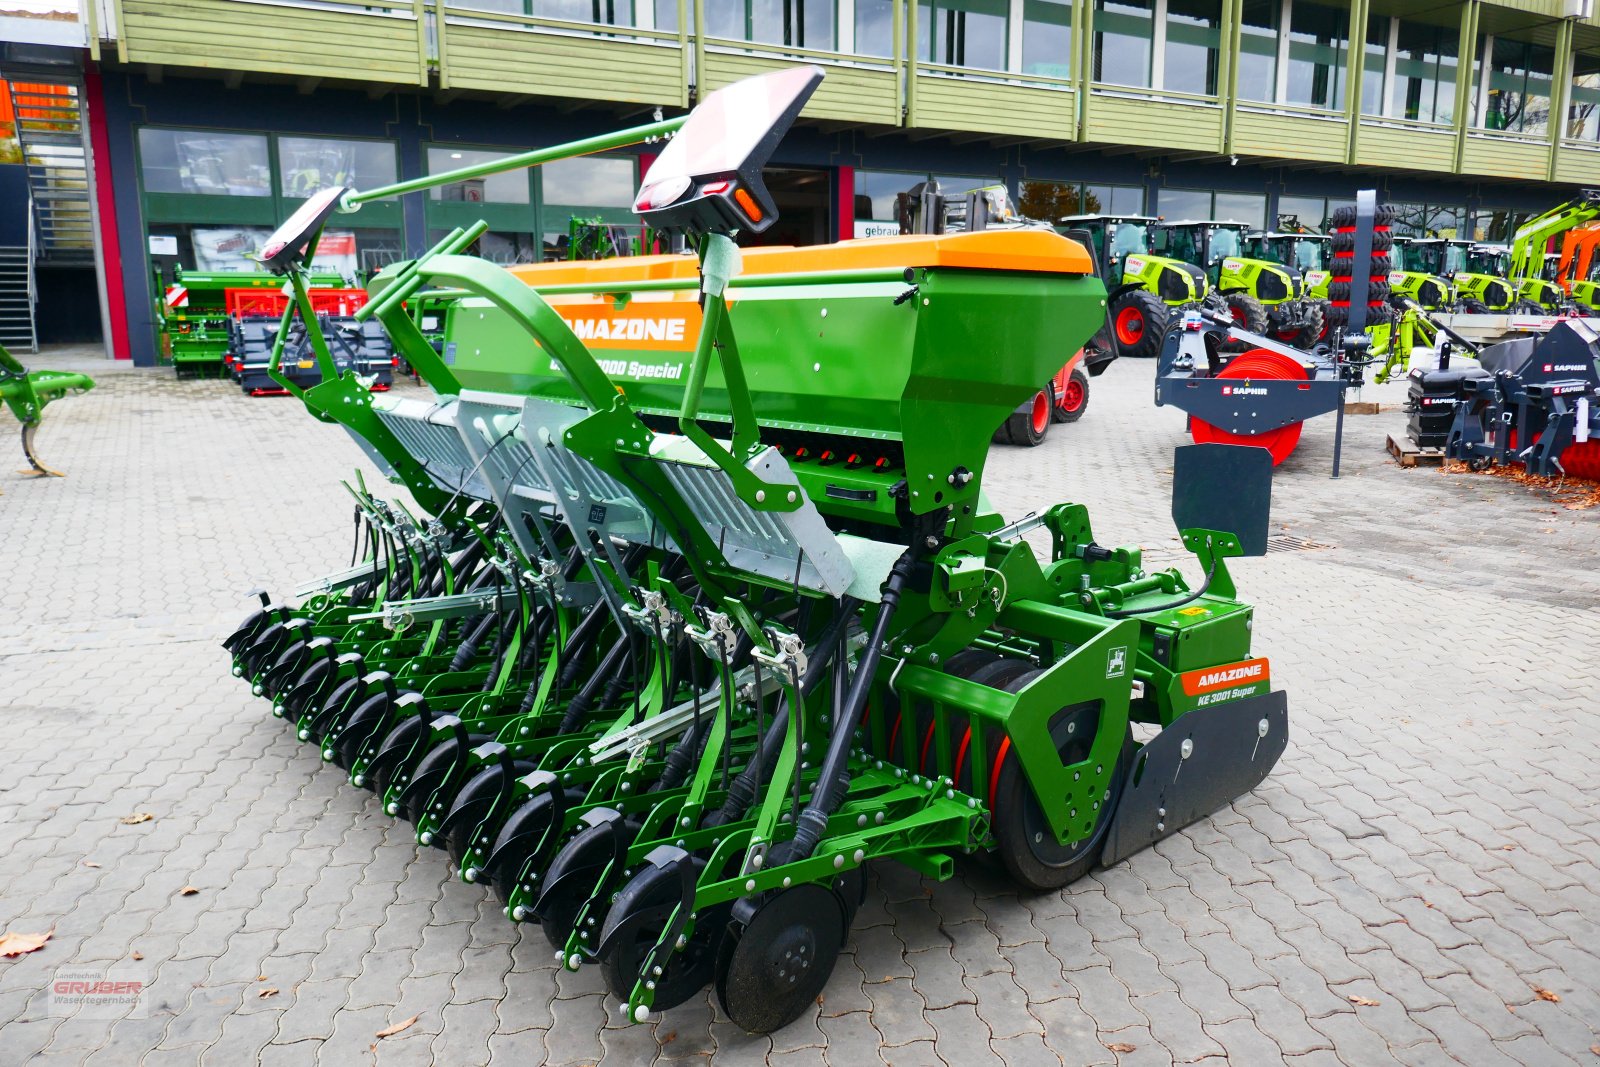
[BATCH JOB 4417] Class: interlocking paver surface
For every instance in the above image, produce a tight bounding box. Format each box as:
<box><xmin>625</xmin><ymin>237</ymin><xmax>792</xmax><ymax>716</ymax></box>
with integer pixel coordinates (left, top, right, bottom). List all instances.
<box><xmin>2</xmin><ymin>346</ymin><xmax>1598</xmax><ymax>1065</ymax></box>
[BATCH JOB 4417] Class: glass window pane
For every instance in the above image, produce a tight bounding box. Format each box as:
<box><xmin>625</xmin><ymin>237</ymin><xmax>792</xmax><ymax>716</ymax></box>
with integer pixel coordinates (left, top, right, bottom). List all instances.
<box><xmin>1286</xmin><ymin>1</ymin><xmax>1347</xmax><ymax>110</ymax></box>
<box><xmin>1571</xmin><ymin>50</ymin><xmax>1600</xmax><ymax>141</ymax></box>
<box><xmin>1389</xmin><ymin>20</ymin><xmax>1457</xmax><ymax>123</ymax></box>
<box><xmin>921</xmin><ymin>0</ymin><xmax>1008</xmax><ymax>70</ymax></box>
<box><xmin>705</xmin><ymin>0</ymin><xmax>742</xmax><ymax>36</ymax></box>
<box><xmin>1481</xmin><ymin>37</ymin><xmax>1554</xmax><ymax>134</ymax></box>
<box><xmin>1165</xmin><ymin>0</ymin><xmax>1220</xmax><ymax>96</ymax></box>
<box><xmin>1158</xmin><ymin>187</ymin><xmax>1212</xmax><ymax>220</ymax></box>
<box><xmin>542</xmin><ymin>155</ymin><xmax>636</xmax><ymax>208</ymax></box>
<box><xmin>1237</xmin><ymin>0</ymin><xmax>1278</xmax><ymax>102</ymax></box>
<box><xmin>856</xmin><ymin>0</ymin><xmax>894</xmax><ymax>57</ymax></box>
<box><xmin>426</xmin><ymin>148</ymin><xmax>531</xmax><ymax>203</ymax></box>
<box><xmin>138</xmin><ymin>128</ymin><xmax>271</xmax><ymax>196</ymax></box>
<box><xmin>1107</xmin><ymin>184</ymin><xmax>1144</xmax><ymax>214</ymax></box>
<box><xmin>1214</xmin><ymin>192</ymin><xmax>1265</xmax><ymax>228</ymax></box>
<box><xmin>1018</xmin><ymin>179</ymin><xmax>1079</xmax><ymax>221</ymax></box>
<box><xmin>1361</xmin><ymin>16</ymin><xmax>1387</xmax><ymax>117</ymax></box>
<box><xmin>531</xmin><ymin>0</ymin><xmax>637</xmax><ymax>24</ymax></box>
<box><xmin>1094</xmin><ymin>0</ymin><xmax>1153</xmax><ymax>88</ymax></box>
<box><xmin>278</xmin><ymin>137</ymin><xmax>395</xmax><ymax>199</ymax></box>
<box><xmin>745</xmin><ymin>0</ymin><xmax>834</xmax><ymax>49</ymax></box>
<box><xmin>1277</xmin><ymin>194</ymin><xmax>1328</xmax><ymax>231</ymax></box>
<box><xmin>1022</xmin><ymin>0</ymin><xmax>1072</xmax><ymax>78</ymax></box>
<box><xmin>854</xmin><ymin>170</ymin><xmax>922</xmax><ymax>221</ymax></box>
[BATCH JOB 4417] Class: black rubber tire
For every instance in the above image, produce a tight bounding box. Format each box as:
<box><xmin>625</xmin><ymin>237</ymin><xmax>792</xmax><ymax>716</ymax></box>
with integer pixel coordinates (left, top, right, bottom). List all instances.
<box><xmin>599</xmin><ymin>857</ymin><xmax>727</xmax><ymax>1013</ymax></box>
<box><xmin>999</xmin><ymin>381</ymin><xmax>1054</xmax><ymax>447</ymax></box>
<box><xmin>1460</xmin><ymin>297</ymin><xmax>1491</xmax><ymax>314</ymax></box>
<box><xmin>1222</xmin><ymin>292</ymin><xmax>1268</xmax><ymax>334</ymax></box>
<box><xmin>1292</xmin><ymin>302</ymin><xmax>1325</xmax><ymax>350</ymax></box>
<box><xmin>1054</xmin><ymin>366</ymin><xmax>1090</xmax><ymax>423</ymax></box>
<box><xmin>988</xmin><ymin>667</ymin><xmax>1133</xmax><ymax>892</ymax></box>
<box><xmin>1109</xmin><ymin>289</ymin><xmax>1168</xmax><ymax>358</ymax></box>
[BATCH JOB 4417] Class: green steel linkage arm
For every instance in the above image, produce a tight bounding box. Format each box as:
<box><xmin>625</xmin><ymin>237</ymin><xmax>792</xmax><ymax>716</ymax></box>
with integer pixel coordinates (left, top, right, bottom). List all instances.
<box><xmin>404</xmin><ymin>254</ymin><xmax>621</xmax><ymax>411</ymax></box>
<box><xmin>265</xmin><ymin>290</ymin><xmax>304</xmax><ymax>400</ymax></box>
<box><xmin>339</xmin><ymin>118</ymin><xmax>686</xmax><ymax>210</ymax></box>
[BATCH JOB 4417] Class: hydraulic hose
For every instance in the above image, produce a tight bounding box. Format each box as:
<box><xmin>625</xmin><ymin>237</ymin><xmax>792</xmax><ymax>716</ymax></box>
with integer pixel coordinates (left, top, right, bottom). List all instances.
<box><xmin>787</xmin><ymin>552</ymin><xmax>915</xmax><ymax>860</ymax></box>
<box><xmin>707</xmin><ymin>599</ymin><xmax>859</xmax><ymax>825</ymax></box>
<box><xmin>558</xmin><ymin>633</ymin><xmax>633</xmax><ymax>733</ymax></box>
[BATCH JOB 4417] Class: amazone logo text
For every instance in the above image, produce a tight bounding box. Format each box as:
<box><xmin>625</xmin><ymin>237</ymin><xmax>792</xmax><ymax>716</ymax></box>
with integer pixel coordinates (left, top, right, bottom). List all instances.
<box><xmin>1194</xmin><ymin>664</ymin><xmax>1263</xmax><ymax>688</ymax></box>
<box><xmin>565</xmin><ymin>317</ymin><xmax>688</xmax><ymax>342</ymax></box>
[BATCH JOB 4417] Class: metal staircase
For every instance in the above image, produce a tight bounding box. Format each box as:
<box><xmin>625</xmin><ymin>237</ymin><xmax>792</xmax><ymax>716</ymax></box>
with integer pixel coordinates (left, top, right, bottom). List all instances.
<box><xmin>6</xmin><ymin>79</ymin><xmax>94</xmax><ymax>262</ymax></box>
<box><xmin>0</xmin><ymin>202</ymin><xmax>38</xmax><ymax>353</ymax></box>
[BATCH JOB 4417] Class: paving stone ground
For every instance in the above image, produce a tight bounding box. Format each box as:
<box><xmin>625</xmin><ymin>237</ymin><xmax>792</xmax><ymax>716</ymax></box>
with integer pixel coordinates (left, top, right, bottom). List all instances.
<box><xmin>2</xmin><ymin>345</ymin><xmax>1598</xmax><ymax>1066</ymax></box>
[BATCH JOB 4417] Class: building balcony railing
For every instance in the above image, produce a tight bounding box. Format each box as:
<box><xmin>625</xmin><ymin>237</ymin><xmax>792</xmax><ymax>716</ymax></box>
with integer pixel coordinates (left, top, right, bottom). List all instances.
<box><xmin>100</xmin><ymin>0</ymin><xmax>1580</xmax><ymax>180</ymax></box>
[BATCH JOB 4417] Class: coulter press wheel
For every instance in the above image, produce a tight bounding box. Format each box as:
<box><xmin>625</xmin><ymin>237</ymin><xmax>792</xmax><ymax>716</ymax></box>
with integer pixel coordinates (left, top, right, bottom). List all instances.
<box><xmin>714</xmin><ymin>883</ymin><xmax>848</xmax><ymax>1034</ymax></box>
<box><xmin>598</xmin><ymin>855</ymin><xmax>728</xmax><ymax>1013</ymax></box>
<box><xmin>1188</xmin><ymin>348</ymin><xmax>1309</xmax><ymax>466</ymax></box>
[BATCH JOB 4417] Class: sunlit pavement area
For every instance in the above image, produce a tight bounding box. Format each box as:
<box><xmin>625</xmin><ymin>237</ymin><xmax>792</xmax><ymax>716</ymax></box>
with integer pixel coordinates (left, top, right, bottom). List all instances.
<box><xmin>2</xmin><ymin>346</ymin><xmax>1597</xmax><ymax>1066</ymax></box>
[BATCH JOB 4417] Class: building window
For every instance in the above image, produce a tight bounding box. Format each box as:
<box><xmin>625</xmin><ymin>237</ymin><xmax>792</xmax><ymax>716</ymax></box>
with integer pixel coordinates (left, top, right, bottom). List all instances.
<box><xmin>1570</xmin><ymin>49</ymin><xmax>1600</xmax><ymax>141</ymax></box>
<box><xmin>1276</xmin><ymin>193</ymin><xmax>1353</xmax><ymax>232</ymax></box>
<box><xmin>1093</xmin><ymin>0</ymin><xmax>1153</xmax><ymax>88</ymax></box>
<box><xmin>1387</xmin><ymin>202</ymin><xmax>1465</xmax><ymax>239</ymax></box>
<box><xmin>1165</xmin><ymin>0</ymin><xmax>1221</xmax><ymax>96</ymax></box>
<box><xmin>138</xmin><ymin>129</ymin><xmax>271</xmax><ymax>197</ymax></box>
<box><xmin>1478</xmin><ymin>37</ymin><xmax>1554</xmax><ymax>135</ymax></box>
<box><xmin>1374</xmin><ymin>19</ymin><xmax>1458</xmax><ymax>124</ymax></box>
<box><xmin>426</xmin><ymin>148</ymin><xmax>532</xmax><ymax>203</ymax></box>
<box><xmin>856</xmin><ymin>0</ymin><xmax>894</xmax><ymax>57</ymax></box>
<box><xmin>542</xmin><ymin>155</ymin><xmax>636</xmax><ymax>210</ymax></box>
<box><xmin>452</xmin><ymin>0</ymin><xmax>640</xmax><ymax>26</ymax></box>
<box><xmin>1285</xmin><ymin>1</ymin><xmax>1347</xmax><ymax>110</ymax></box>
<box><xmin>1022</xmin><ymin>0</ymin><xmax>1073</xmax><ymax>78</ymax></box>
<box><xmin>1159</xmin><ymin>187</ymin><xmax>1266</xmax><ymax>227</ymax></box>
<box><xmin>277</xmin><ymin>137</ymin><xmax>396</xmax><ymax>200</ymax></box>
<box><xmin>1020</xmin><ymin>179</ymin><xmax>1145</xmax><ymax>218</ymax></box>
<box><xmin>1236</xmin><ymin>0</ymin><xmax>1278</xmax><ymax>102</ymax></box>
<box><xmin>855</xmin><ymin>170</ymin><xmax>999</xmax><ymax>233</ymax></box>
<box><xmin>708</xmin><ymin>0</ymin><xmax>836</xmax><ymax>50</ymax></box>
<box><xmin>919</xmin><ymin>0</ymin><xmax>1007</xmax><ymax>70</ymax></box>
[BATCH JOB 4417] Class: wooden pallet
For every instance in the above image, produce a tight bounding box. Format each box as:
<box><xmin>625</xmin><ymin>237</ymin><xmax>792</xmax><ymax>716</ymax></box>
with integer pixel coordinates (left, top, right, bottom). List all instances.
<box><xmin>1386</xmin><ymin>433</ymin><xmax>1446</xmax><ymax>468</ymax></box>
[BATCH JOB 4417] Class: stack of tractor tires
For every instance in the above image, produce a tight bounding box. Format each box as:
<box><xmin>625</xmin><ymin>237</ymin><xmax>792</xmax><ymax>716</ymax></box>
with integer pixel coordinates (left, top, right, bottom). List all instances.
<box><xmin>1327</xmin><ymin>204</ymin><xmax>1396</xmax><ymax>334</ymax></box>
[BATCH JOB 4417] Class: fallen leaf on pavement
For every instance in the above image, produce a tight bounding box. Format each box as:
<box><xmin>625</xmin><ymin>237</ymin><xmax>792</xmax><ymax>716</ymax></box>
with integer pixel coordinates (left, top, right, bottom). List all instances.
<box><xmin>1348</xmin><ymin>995</ymin><xmax>1381</xmax><ymax>1007</ymax></box>
<box><xmin>1502</xmin><ymin>845</ymin><xmax>1516</xmax><ymax>851</ymax></box>
<box><xmin>376</xmin><ymin>1015</ymin><xmax>418</xmax><ymax>1039</ymax></box>
<box><xmin>0</xmin><ymin>929</ymin><xmax>52</xmax><ymax>957</ymax></box>
<box><xmin>130</xmin><ymin>951</ymin><xmax>144</xmax><ymax>960</ymax></box>
<box><xmin>179</xmin><ymin>886</ymin><xmax>199</xmax><ymax>896</ymax></box>
<box><xmin>1535</xmin><ymin>988</ymin><xmax>1560</xmax><ymax>1003</ymax></box>
<box><xmin>1107</xmin><ymin>1042</ymin><xmax>1137</xmax><ymax>1053</ymax></box>
<box><xmin>82</xmin><ymin>860</ymin><xmax>101</xmax><ymax>868</ymax></box>
<box><xmin>257</xmin><ymin>988</ymin><xmax>279</xmax><ymax>999</ymax></box>
<box><xmin>120</xmin><ymin>813</ymin><xmax>155</xmax><ymax>825</ymax></box>
<box><xmin>1588</xmin><ymin>1043</ymin><xmax>1599</xmax><ymax>1054</ymax></box>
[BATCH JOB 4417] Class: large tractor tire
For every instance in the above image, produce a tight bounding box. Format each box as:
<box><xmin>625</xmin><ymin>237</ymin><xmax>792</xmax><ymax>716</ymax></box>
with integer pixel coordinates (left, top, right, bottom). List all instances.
<box><xmin>1110</xmin><ymin>290</ymin><xmax>1168</xmax><ymax>358</ymax></box>
<box><xmin>1460</xmin><ymin>297</ymin><xmax>1491</xmax><ymax>314</ymax></box>
<box><xmin>1053</xmin><ymin>366</ymin><xmax>1090</xmax><ymax>423</ymax></box>
<box><xmin>1293</xmin><ymin>301</ymin><xmax>1325</xmax><ymax>350</ymax></box>
<box><xmin>1222</xmin><ymin>292</ymin><xmax>1269</xmax><ymax>335</ymax></box>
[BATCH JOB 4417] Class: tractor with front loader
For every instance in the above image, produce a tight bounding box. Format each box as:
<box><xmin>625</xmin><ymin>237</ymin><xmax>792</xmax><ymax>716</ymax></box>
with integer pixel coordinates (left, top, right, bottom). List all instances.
<box><xmin>223</xmin><ymin>67</ymin><xmax>1290</xmax><ymax>1035</ymax></box>
<box><xmin>1506</xmin><ymin>190</ymin><xmax>1600</xmax><ymax>312</ymax></box>
<box><xmin>1558</xmin><ymin>223</ymin><xmax>1600</xmax><ymax>311</ymax></box>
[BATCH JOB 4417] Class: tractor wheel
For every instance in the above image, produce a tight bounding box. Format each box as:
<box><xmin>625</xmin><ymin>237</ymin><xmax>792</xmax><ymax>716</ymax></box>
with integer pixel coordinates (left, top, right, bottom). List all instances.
<box><xmin>1000</xmin><ymin>381</ymin><xmax>1054</xmax><ymax>447</ymax></box>
<box><xmin>1054</xmin><ymin>367</ymin><xmax>1090</xmax><ymax>423</ymax></box>
<box><xmin>1189</xmin><ymin>348</ymin><xmax>1309</xmax><ymax>466</ymax></box>
<box><xmin>988</xmin><ymin>668</ymin><xmax>1134</xmax><ymax>892</ymax></box>
<box><xmin>1292</xmin><ymin>302</ymin><xmax>1325</xmax><ymax>350</ymax></box>
<box><xmin>1109</xmin><ymin>290</ymin><xmax>1168</xmax><ymax>358</ymax></box>
<box><xmin>1222</xmin><ymin>292</ymin><xmax>1269</xmax><ymax>335</ymax></box>
<box><xmin>1460</xmin><ymin>297</ymin><xmax>1491</xmax><ymax>314</ymax></box>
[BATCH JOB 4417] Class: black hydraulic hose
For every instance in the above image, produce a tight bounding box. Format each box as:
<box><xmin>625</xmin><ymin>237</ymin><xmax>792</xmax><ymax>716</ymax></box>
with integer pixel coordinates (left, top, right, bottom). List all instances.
<box><xmin>555</xmin><ymin>607</ymin><xmax>611</xmax><ymax>690</ymax></box>
<box><xmin>558</xmin><ymin>633</ymin><xmax>632</xmax><ymax>733</ymax></box>
<box><xmin>788</xmin><ymin>553</ymin><xmax>913</xmax><ymax>859</ymax></box>
<box><xmin>1104</xmin><ymin>551</ymin><xmax>1218</xmax><ymax>618</ymax></box>
<box><xmin>515</xmin><ymin>609</ymin><xmax>554</xmax><ymax>714</ymax></box>
<box><xmin>709</xmin><ymin>599</ymin><xmax>858</xmax><ymax>824</ymax></box>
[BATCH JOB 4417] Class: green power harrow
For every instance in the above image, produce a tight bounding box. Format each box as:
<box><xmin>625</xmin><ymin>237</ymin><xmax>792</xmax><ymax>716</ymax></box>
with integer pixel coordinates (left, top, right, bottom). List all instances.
<box><xmin>0</xmin><ymin>342</ymin><xmax>94</xmax><ymax>481</ymax></box>
<box><xmin>223</xmin><ymin>67</ymin><xmax>1288</xmax><ymax>1033</ymax></box>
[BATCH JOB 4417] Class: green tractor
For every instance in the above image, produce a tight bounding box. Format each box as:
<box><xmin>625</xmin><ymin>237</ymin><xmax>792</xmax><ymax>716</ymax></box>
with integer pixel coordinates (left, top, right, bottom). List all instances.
<box><xmin>1057</xmin><ymin>214</ymin><xmax>1205</xmax><ymax>358</ymax></box>
<box><xmin>1389</xmin><ymin>237</ymin><xmax>1461</xmax><ymax>311</ymax></box>
<box><xmin>1158</xmin><ymin>221</ymin><xmax>1325</xmax><ymax>348</ymax></box>
<box><xmin>1452</xmin><ymin>242</ymin><xmax>1517</xmax><ymax>312</ymax></box>
<box><xmin>1247</xmin><ymin>228</ymin><xmax>1333</xmax><ymax>301</ymax></box>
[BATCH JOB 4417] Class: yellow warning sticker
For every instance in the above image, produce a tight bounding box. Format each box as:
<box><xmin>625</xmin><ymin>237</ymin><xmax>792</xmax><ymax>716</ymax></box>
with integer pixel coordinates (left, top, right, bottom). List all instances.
<box><xmin>1178</xmin><ymin>606</ymin><xmax>1210</xmax><ymax>617</ymax></box>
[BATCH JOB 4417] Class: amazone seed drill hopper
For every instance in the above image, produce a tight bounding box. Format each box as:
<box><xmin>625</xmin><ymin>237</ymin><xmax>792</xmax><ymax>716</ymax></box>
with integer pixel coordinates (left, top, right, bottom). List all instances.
<box><xmin>224</xmin><ymin>67</ymin><xmax>1289</xmax><ymax>1034</ymax></box>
